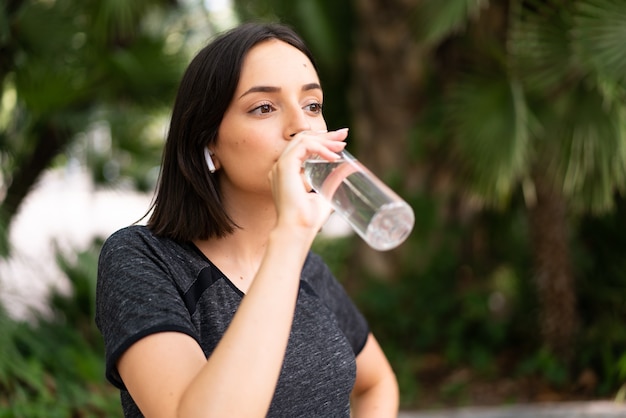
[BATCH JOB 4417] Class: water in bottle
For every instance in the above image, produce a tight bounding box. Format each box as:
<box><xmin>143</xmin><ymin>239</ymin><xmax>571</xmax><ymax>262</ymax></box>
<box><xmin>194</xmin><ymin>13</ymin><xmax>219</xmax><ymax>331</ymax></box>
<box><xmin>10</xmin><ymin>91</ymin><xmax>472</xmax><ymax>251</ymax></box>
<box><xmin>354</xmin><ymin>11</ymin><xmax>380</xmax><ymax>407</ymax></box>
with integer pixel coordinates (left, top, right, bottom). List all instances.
<box><xmin>303</xmin><ymin>155</ymin><xmax>414</xmax><ymax>251</ymax></box>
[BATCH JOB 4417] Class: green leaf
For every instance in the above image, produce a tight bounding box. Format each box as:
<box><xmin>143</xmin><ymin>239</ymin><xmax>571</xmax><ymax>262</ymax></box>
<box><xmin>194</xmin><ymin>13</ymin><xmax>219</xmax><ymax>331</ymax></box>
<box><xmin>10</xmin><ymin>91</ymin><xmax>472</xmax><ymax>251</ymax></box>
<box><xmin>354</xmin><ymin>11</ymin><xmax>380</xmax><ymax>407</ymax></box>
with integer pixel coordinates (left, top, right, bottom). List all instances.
<box><xmin>552</xmin><ymin>83</ymin><xmax>626</xmax><ymax>213</ymax></box>
<box><xmin>16</xmin><ymin>0</ymin><xmax>78</xmax><ymax>58</ymax></box>
<box><xmin>88</xmin><ymin>0</ymin><xmax>157</xmax><ymax>45</ymax></box>
<box><xmin>14</xmin><ymin>62</ymin><xmax>87</xmax><ymax>114</ymax></box>
<box><xmin>573</xmin><ymin>0</ymin><xmax>626</xmax><ymax>85</ymax></box>
<box><xmin>447</xmin><ymin>73</ymin><xmax>530</xmax><ymax>206</ymax></box>
<box><xmin>414</xmin><ymin>0</ymin><xmax>489</xmax><ymax>45</ymax></box>
<box><xmin>508</xmin><ymin>0</ymin><xmax>580</xmax><ymax>93</ymax></box>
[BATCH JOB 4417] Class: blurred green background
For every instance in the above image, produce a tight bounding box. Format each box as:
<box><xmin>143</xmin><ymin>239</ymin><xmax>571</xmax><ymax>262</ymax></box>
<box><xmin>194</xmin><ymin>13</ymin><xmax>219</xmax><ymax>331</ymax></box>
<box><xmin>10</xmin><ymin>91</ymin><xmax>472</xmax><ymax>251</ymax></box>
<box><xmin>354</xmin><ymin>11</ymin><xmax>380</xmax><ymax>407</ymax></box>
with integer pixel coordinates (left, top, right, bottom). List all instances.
<box><xmin>1</xmin><ymin>0</ymin><xmax>626</xmax><ymax>415</ymax></box>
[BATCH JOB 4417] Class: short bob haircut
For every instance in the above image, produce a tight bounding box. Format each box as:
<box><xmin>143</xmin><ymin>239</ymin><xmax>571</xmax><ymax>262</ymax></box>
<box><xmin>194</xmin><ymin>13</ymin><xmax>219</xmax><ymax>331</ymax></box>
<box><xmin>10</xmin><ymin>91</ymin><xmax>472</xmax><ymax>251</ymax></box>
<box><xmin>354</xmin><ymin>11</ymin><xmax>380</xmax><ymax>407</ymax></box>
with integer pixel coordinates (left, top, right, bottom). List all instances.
<box><xmin>147</xmin><ymin>22</ymin><xmax>318</xmax><ymax>242</ymax></box>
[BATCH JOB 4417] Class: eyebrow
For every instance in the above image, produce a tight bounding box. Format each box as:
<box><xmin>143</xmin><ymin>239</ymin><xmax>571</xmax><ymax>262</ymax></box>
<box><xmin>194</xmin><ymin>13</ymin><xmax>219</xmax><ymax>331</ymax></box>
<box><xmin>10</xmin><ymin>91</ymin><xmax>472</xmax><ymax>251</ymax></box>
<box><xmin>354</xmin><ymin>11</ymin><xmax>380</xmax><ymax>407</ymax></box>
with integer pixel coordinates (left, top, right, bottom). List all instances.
<box><xmin>239</xmin><ymin>82</ymin><xmax>322</xmax><ymax>99</ymax></box>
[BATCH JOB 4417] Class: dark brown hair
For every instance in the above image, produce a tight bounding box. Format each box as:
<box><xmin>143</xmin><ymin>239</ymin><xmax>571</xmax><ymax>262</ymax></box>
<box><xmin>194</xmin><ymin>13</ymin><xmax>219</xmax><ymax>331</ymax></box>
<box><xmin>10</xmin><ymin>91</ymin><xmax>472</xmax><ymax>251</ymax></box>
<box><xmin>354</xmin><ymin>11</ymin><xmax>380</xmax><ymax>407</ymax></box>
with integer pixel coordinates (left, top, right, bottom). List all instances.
<box><xmin>147</xmin><ymin>22</ymin><xmax>317</xmax><ymax>242</ymax></box>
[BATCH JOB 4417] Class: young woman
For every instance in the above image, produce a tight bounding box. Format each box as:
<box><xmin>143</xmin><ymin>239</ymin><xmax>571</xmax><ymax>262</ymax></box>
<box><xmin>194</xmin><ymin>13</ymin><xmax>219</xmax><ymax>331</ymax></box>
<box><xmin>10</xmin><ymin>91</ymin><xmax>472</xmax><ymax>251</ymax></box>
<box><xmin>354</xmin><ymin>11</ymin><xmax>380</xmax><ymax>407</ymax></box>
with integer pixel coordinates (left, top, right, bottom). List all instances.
<box><xmin>96</xmin><ymin>22</ymin><xmax>399</xmax><ymax>417</ymax></box>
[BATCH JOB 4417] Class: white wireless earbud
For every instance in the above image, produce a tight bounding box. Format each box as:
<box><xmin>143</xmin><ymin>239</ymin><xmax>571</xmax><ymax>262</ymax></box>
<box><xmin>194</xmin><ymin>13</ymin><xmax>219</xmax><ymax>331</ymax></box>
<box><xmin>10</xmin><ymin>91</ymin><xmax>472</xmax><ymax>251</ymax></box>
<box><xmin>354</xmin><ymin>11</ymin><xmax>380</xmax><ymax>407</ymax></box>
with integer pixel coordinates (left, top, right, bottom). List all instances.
<box><xmin>204</xmin><ymin>147</ymin><xmax>216</xmax><ymax>173</ymax></box>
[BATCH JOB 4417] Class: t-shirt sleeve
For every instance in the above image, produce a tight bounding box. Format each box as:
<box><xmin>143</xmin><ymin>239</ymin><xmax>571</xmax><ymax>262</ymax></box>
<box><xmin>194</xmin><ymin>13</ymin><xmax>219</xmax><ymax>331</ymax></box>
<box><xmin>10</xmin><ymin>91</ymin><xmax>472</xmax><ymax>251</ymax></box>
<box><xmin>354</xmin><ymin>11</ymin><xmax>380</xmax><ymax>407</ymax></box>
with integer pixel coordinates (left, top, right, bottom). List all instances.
<box><xmin>302</xmin><ymin>253</ymin><xmax>370</xmax><ymax>356</ymax></box>
<box><xmin>95</xmin><ymin>227</ymin><xmax>199</xmax><ymax>389</ymax></box>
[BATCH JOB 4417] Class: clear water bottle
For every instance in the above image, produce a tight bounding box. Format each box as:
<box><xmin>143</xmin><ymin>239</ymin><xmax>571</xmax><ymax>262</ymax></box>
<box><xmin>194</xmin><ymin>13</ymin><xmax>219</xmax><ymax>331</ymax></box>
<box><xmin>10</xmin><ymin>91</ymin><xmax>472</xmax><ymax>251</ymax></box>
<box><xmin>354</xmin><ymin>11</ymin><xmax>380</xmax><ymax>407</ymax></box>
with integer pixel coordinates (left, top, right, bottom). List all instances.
<box><xmin>303</xmin><ymin>150</ymin><xmax>414</xmax><ymax>251</ymax></box>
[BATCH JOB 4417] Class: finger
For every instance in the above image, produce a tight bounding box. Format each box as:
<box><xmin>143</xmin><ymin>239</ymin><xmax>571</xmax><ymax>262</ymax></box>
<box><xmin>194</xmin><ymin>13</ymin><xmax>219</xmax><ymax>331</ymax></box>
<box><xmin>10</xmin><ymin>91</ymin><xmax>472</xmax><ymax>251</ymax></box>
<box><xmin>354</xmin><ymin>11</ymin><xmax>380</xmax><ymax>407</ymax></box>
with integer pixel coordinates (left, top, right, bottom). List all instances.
<box><xmin>295</xmin><ymin>128</ymin><xmax>349</xmax><ymax>148</ymax></box>
<box><xmin>280</xmin><ymin>137</ymin><xmax>346</xmax><ymax>171</ymax></box>
<box><xmin>271</xmin><ymin>128</ymin><xmax>349</xmax><ymax>195</ymax></box>
<box><xmin>292</xmin><ymin>128</ymin><xmax>348</xmax><ymax>161</ymax></box>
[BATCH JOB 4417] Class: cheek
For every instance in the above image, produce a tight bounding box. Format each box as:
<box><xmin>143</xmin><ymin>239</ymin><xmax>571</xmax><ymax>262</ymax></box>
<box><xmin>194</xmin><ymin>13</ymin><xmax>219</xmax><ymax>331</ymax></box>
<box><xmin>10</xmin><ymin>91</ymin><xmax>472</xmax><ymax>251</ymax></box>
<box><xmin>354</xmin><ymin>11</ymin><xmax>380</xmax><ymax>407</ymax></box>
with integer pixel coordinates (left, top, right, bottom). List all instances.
<box><xmin>216</xmin><ymin>118</ymin><xmax>282</xmax><ymax>165</ymax></box>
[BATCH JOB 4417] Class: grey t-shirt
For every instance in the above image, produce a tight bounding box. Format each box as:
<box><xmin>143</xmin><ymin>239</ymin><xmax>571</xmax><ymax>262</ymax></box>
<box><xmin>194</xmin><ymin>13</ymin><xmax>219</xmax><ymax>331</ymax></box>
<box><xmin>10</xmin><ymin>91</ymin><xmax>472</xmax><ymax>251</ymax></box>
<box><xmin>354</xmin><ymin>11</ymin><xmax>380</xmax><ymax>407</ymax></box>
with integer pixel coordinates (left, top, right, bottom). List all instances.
<box><xmin>95</xmin><ymin>225</ymin><xmax>369</xmax><ymax>417</ymax></box>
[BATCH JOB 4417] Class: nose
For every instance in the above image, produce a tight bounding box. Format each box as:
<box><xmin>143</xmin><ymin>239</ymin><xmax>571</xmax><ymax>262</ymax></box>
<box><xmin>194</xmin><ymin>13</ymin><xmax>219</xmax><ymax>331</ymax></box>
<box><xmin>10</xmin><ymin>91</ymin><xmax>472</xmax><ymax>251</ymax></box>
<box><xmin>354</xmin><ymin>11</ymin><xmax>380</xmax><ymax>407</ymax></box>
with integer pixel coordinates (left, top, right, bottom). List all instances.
<box><xmin>284</xmin><ymin>106</ymin><xmax>311</xmax><ymax>139</ymax></box>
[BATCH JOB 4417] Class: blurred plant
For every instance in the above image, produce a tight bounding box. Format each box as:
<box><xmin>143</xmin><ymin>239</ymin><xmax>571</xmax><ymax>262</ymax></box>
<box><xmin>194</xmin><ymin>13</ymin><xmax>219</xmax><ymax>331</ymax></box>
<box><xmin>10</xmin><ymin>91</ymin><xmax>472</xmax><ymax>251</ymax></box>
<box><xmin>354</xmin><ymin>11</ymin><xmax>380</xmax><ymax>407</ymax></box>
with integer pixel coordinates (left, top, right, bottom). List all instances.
<box><xmin>516</xmin><ymin>347</ymin><xmax>569</xmax><ymax>386</ymax></box>
<box><xmin>575</xmin><ymin>195</ymin><xmax>626</xmax><ymax>395</ymax></box>
<box><xmin>413</xmin><ymin>0</ymin><xmax>626</xmax><ymax>359</ymax></box>
<box><xmin>615</xmin><ymin>350</ymin><xmax>626</xmax><ymax>402</ymax></box>
<box><xmin>0</xmin><ymin>0</ymin><xmax>194</xmax><ymax>256</ymax></box>
<box><xmin>0</xmin><ymin>241</ymin><xmax>120</xmax><ymax>417</ymax></box>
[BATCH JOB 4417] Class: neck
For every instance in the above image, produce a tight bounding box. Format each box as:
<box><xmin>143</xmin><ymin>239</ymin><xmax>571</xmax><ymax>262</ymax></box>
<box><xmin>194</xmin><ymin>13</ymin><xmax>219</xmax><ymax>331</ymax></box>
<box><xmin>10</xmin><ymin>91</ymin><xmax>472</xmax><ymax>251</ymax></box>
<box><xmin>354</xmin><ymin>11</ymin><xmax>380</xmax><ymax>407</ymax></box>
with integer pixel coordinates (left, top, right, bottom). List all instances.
<box><xmin>226</xmin><ymin>191</ymin><xmax>277</xmax><ymax>244</ymax></box>
<box><xmin>195</xmin><ymin>191</ymin><xmax>278</xmax><ymax>276</ymax></box>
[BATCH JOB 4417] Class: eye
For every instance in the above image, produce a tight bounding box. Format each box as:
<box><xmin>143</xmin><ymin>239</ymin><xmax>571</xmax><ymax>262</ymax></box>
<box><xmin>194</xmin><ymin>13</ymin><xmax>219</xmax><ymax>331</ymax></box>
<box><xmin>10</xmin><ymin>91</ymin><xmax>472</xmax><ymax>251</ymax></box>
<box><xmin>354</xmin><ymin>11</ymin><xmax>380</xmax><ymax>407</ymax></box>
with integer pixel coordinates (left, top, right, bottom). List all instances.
<box><xmin>305</xmin><ymin>102</ymin><xmax>323</xmax><ymax>114</ymax></box>
<box><xmin>249</xmin><ymin>103</ymin><xmax>275</xmax><ymax>115</ymax></box>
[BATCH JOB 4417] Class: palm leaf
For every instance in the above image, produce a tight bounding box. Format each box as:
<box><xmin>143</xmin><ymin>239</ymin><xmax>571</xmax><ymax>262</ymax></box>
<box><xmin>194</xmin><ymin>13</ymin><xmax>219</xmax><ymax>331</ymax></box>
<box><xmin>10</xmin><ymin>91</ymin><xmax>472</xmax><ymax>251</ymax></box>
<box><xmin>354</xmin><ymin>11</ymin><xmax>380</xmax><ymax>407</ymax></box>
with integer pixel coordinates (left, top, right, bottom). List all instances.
<box><xmin>16</xmin><ymin>0</ymin><xmax>78</xmax><ymax>58</ymax></box>
<box><xmin>102</xmin><ymin>36</ymin><xmax>184</xmax><ymax>102</ymax></box>
<box><xmin>508</xmin><ymin>0</ymin><xmax>580</xmax><ymax>94</ymax></box>
<box><xmin>572</xmin><ymin>0</ymin><xmax>626</xmax><ymax>86</ymax></box>
<box><xmin>446</xmin><ymin>73</ymin><xmax>531</xmax><ymax>206</ymax></box>
<box><xmin>414</xmin><ymin>0</ymin><xmax>490</xmax><ymax>45</ymax></box>
<box><xmin>87</xmin><ymin>0</ymin><xmax>156</xmax><ymax>45</ymax></box>
<box><xmin>14</xmin><ymin>62</ymin><xmax>88</xmax><ymax>114</ymax></box>
<box><xmin>552</xmin><ymin>84</ymin><xmax>626</xmax><ymax>213</ymax></box>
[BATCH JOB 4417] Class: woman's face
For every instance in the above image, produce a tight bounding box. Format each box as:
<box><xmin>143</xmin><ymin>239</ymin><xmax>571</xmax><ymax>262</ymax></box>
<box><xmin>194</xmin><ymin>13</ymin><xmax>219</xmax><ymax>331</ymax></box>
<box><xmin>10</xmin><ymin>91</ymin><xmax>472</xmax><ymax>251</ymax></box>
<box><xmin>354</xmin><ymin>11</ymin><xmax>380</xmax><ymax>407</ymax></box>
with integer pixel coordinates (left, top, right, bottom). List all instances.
<box><xmin>213</xmin><ymin>39</ymin><xmax>326</xmax><ymax>198</ymax></box>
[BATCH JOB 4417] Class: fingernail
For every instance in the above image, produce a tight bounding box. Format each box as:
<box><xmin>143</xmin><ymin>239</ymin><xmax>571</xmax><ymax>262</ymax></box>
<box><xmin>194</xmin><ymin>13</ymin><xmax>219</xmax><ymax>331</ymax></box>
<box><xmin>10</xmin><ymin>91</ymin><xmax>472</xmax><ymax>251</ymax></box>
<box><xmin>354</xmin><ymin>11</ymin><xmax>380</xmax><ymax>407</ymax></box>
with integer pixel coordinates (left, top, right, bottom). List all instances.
<box><xmin>334</xmin><ymin>151</ymin><xmax>345</xmax><ymax>160</ymax></box>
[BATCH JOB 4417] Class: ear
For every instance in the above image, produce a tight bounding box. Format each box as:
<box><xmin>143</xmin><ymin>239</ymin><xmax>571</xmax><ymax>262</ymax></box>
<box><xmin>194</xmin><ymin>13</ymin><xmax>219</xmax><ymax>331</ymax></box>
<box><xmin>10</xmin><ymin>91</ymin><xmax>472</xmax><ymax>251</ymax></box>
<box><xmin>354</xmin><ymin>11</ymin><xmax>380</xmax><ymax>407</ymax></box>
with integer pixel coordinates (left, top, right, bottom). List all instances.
<box><xmin>204</xmin><ymin>147</ymin><xmax>217</xmax><ymax>173</ymax></box>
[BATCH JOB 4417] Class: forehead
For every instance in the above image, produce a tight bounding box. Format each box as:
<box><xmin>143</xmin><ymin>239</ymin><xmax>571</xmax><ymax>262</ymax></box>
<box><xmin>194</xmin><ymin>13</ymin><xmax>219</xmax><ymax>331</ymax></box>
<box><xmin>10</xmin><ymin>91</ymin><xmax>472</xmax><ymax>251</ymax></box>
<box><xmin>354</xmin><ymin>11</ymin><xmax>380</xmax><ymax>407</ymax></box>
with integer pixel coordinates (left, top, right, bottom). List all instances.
<box><xmin>236</xmin><ymin>39</ymin><xmax>319</xmax><ymax>89</ymax></box>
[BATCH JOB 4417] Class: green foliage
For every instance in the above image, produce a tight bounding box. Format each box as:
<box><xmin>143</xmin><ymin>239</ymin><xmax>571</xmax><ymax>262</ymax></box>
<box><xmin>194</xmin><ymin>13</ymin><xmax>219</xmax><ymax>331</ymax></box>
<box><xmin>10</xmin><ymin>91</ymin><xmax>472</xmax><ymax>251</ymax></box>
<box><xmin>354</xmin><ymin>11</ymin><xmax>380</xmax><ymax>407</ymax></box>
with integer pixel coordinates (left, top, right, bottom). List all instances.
<box><xmin>509</xmin><ymin>0</ymin><xmax>578</xmax><ymax>94</ymax></box>
<box><xmin>617</xmin><ymin>353</ymin><xmax>626</xmax><ymax>382</ymax></box>
<box><xmin>574</xmin><ymin>196</ymin><xmax>626</xmax><ymax>394</ymax></box>
<box><xmin>0</xmin><ymin>243</ymin><xmax>120</xmax><ymax>417</ymax></box>
<box><xmin>552</xmin><ymin>83</ymin><xmax>626</xmax><ymax>213</ymax></box>
<box><xmin>0</xmin><ymin>0</ymin><xmax>189</xmax><ymax>249</ymax></box>
<box><xmin>573</xmin><ymin>0</ymin><xmax>626</xmax><ymax>87</ymax></box>
<box><xmin>516</xmin><ymin>347</ymin><xmax>570</xmax><ymax>386</ymax></box>
<box><xmin>447</xmin><ymin>74</ymin><xmax>530</xmax><ymax>206</ymax></box>
<box><xmin>435</xmin><ymin>0</ymin><xmax>626</xmax><ymax>212</ymax></box>
<box><xmin>413</xmin><ymin>0</ymin><xmax>489</xmax><ymax>45</ymax></box>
